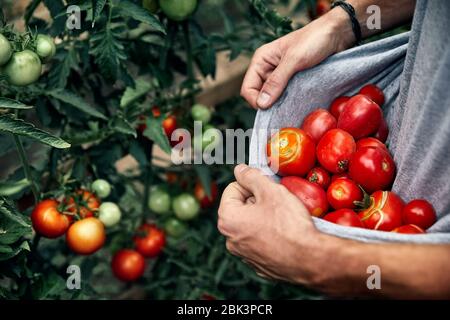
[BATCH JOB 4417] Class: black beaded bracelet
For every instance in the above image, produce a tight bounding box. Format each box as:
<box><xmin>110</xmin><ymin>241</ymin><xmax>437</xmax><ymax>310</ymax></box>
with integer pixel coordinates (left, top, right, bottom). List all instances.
<box><xmin>331</xmin><ymin>0</ymin><xmax>362</xmax><ymax>46</ymax></box>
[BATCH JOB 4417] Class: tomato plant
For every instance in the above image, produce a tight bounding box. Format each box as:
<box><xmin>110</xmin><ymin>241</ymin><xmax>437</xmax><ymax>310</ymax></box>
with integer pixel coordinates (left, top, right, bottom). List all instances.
<box><xmin>164</xmin><ymin>218</ymin><xmax>188</xmax><ymax>238</ymax></box>
<box><xmin>98</xmin><ymin>202</ymin><xmax>122</xmax><ymax>227</ymax></box>
<box><xmin>134</xmin><ymin>224</ymin><xmax>166</xmax><ymax>258</ymax></box>
<box><xmin>392</xmin><ymin>224</ymin><xmax>425</xmax><ymax>234</ymax></box>
<box><xmin>306</xmin><ymin>167</ymin><xmax>331</xmax><ymax>189</ymax></box>
<box><xmin>148</xmin><ymin>187</ymin><xmax>171</xmax><ymax>215</ymax></box>
<box><xmin>191</xmin><ymin>104</ymin><xmax>212</xmax><ymax>123</ymax></box>
<box><xmin>316</xmin><ymin>129</ymin><xmax>356</xmax><ymax>173</ymax></box>
<box><xmin>66</xmin><ymin>217</ymin><xmax>106</xmax><ymax>255</ymax></box>
<box><xmin>31</xmin><ymin>199</ymin><xmax>71</xmax><ymax>238</ymax></box>
<box><xmin>349</xmin><ymin>146</ymin><xmax>396</xmax><ymax>193</ymax></box>
<box><xmin>35</xmin><ymin>34</ymin><xmax>56</xmax><ymax>62</ymax></box>
<box><xmin>359</xmin><ymin>191</ymin><xmax>404</xmax><ymax>231</ymax></box>
<box><xmin>280</xmin><ymin>176</ymin><xmax>328</xmax><ymax>217</ymax></box>
<box><xmin>173</xmin><ymin>193</ymin><xmax>200</xmax><ymax>221</ymax></box>
<box><xmin>194</xmin><ymin>181</ymin><xmax>219</xmax><ymax>208</ymax></box>
<box><xmin>267</xmin><ymin>128</ymin><xmax>316</xmax><ymax>176</ymax></box>
<box><xmin>402</xmin><ymin>199</ymin><xmax>436</xmax><ymax>230</ymax></box>
<box><xmin>66</xmin><ymin>189</ymin><xmax>101</xmax><ymax>218</ymax></box>
<box><xmin>91</xmin><ymin>179</ymin><xmax>112</xmax><ymax>199</ymax></box>
<box><xmin>326</xmin><ymin>179</ymin><xmax>363</xmax><ymax>210</ymax></box>
<box><xmin>301</xmin><ymin>108</ymin><xmax>337</xmax><ymax>143</ymax></box>
<box><xmin>359</xmin><ymin>84</ymin><xmax>385</xmax><ymax>106</ymax></box>
<box><xmin>323</xmin><ymin>209</ymin><xmax>365</xmax><ymax>228</ymax></box>
<box><xmin>112</xmin><ymin>249</ymin><xmax>146</xmax><ymax>282</ymax></box>
<box><xmin>3</xmin><ymin>50</ymin><xmax>42</xmax><ymax>86</ymax></box>
<box><xmin>337</xmin><ymin>94</ymin><xmax>383</xmax><ymax>139</ymax></box>
<box><xmin>160</xmin><ymin>0</ymin><xmax>198</xmax><ymax>21</ymax></box>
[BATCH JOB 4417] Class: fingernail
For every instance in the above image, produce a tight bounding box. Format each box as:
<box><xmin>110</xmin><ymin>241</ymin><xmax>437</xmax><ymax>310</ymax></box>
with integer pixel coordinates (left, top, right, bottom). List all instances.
<box><xmin>257</xmin><ymin>92</ymin><xmax>271</xmax><ymax>108</ymax></box>
<box><xmin>235</xmin><ymin>164</ymin><xmax>248</xmax><ymax>174</ymax></box>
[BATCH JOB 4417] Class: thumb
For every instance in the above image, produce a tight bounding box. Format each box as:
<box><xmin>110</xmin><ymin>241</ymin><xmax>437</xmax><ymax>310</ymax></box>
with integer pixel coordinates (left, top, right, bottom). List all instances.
<box><xmin>234</xmin><ymin>164</ymin><xmax>275</xmax><ymax>200</ymax></box>
<box><xmin>256</xmin><ymin>58</ymin><xmax>298</xmax><ymax>109</ymax></box>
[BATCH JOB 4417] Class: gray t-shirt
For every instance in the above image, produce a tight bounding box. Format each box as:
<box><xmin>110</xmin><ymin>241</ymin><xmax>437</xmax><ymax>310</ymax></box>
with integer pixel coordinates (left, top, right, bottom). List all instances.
<box><xmin>249</xmin><ymin>0</ymin><xmax>450</xmax><ymax>243</ymax></box>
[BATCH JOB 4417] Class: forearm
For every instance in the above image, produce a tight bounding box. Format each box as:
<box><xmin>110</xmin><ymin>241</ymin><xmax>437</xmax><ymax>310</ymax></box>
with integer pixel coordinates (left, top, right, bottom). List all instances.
<box><xmin>322</xmin><ymin>0</ymin><xmax>416</xmax><ymax>50</ymax></box>
<box><xmin>309</xmin><ymin>234</ymin><xmax>450</xmax><ymax>299</ymax></box>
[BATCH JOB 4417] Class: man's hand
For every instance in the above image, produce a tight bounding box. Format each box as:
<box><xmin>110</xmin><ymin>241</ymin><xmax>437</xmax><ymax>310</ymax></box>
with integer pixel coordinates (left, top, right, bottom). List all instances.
<box><xmin>218</xmin><ymin>164</ymin><xmax>326</xmax><ymax>285</ymax></box>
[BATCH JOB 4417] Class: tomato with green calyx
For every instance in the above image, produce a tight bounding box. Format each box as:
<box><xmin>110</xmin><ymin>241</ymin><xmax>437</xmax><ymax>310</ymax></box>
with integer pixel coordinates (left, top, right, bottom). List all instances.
<box><xmin>194</xmin><ymin>181</ymin><xmax>218</xmax><ymax>208</ymax></box>
<box><xmin>142</xmin><ymin>0</ymin><xmax>159</xmax><ymax>13</ymax></box>
<box><xmin>36</xmin><ymin>34</ymin><xmax>56</xmax><ymax>62</ymax></box>
<box><xmin>66</xmin><ymin>189</ymin><xmax>100</xmax><ymax>218</ymax></box>
<box><xmin>31</xmin><ymin>199</ymin><xmax>71</xmax><ymax>238</ymax></box>
<box><xmin>112</xmin><ymin>249</ymin><xmax>146</xmax><ymax>282</ymax></box>
<box><xmin>323</xmin><ymin>209</ymin><xmax>365</xmax><ymax>228</ymax></box>
<box><xmin>392</xmin><ymin>224</ymin><xmax>425</xmax><ymax>234</ymax></box>
<box><xmin>306</xmin><ymin>167</ymin><xmax>331</xmax><ymax>190</ymax></box>
<box><xmin>267</xmin><ymin>128</ymin><xmax>316</xmax><ymax>176</ymax></box>
<box><xmin>164</xmin><ymin>218</ymin><xmax>187</xmax><ymax>238</ymax></box>
<box><xmin>173</xmin><ymin>193</ymin><xmax>200</xmax><ymax>221</ymax></box>
<box><xmin>134</xmin><ymin>224</ymin><xmax>166</xmax><ymax>258</ymax></box>
<box><xmin>191</xmin><ymin>103</ymin><xmax>212</xmax><ymax>123</ymax></box>
<box><xmin>98</xmin><ymin>202</ymin><xmax>121</xmax><ymax>227</ymax></box>
<box><xmin>280</xmin><ymin>176</ymin><xmax>328</xmax><ymax>217</ymax></box>
<box><xmin>3</xmin><ymin>50</ymin><xmax>42</xmax><ymax>86</ymax></box>
<box><xmin>66</xmin><ymin>217</ymin><xmax>106</xmax><ymax>255</ymax></box>
<box><xmin>316</xmin><ymin>129</ymin><xmax>356</xmax><ymax>173</ymax></box>
<box><xmin>148</xmin><ymin>186</ymin><xmax>171</xmax><ymax>215</ymax></box>
<box><xmin>91</xmin><ymin>179</ymin><xmax>111</xmax><ymax>199</ymax></box>
<box><xmin>359</xmin><ymin>191</ymin><xmax>404</xmax><ymax>231</ymax></box>
<box><xmin>0</xmin><ymin>34</ymin><xmax>12</xmax><ymax>66</ymax></box>
<box><xmin>160</xmin><ymin>0</ymin><xmax>197</xmax><ymax>21</ymax></box>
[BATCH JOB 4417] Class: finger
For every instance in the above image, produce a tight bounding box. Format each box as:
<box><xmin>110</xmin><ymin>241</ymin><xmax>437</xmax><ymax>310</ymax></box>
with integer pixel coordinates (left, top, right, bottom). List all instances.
<box><xmin>219</xmin><ymin>182</ymin><xmax>251</xmax><ymax>210</ymax></box>
<box><xmin>234</xmin><ymin>164</ymin><xmax>275</xmax><ymax>200</ymax></box>
<box><xmin>257</xmin><ymin>57</ymin><xmax>298</xmax><ymax>109</ymax></box>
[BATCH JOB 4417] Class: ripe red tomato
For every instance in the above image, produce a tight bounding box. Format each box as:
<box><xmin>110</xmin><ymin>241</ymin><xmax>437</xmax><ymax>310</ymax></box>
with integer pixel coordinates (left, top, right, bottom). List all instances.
<box><xmin>301</xmin><ymin>109</ymin><xmax>337</xmax><ymax>143</ymax></box>
<box><xmin>66</xmin><ymin>189</ymin><xmax>100</xmax><ymax>218</ymax></box>
<box><xmin>306</xmin><ymin>167</ymin><xmax>331</xmax><ymax>189</ymax></box>
<box><xmin>359</xmin><ymin>84</ymin><xmax>385</xmax><ymax>106</ymax></box>
<box><xmin>402</xmin><ymin>199</ymin><xmax>436</xmax><ymax>230</ymax></box>
<box><xmin>267</xmin><ymin>128</ymin><xmax>316</xmax><ymax>176</ymax></box>
<box><xmin>337</xmin><ymin>94</ymin><xmax>383</xmax><ymax>139</ymax></box>
<box><xmin>280</xmin><ymin>176</ymin><xmax>328</xmax><ymax>217</ymax></box>
<box><xmin>316</xmin><ymin>0</ymin><xmax>331</xmax><ymax>16</ymax></box>
<box><xmin>373</xmin><ymin>117</ymin><xmax>389</xmax><ymax>143</ymax></box>
<box><xmin>66</xmin><ymin>217</ymin><xmax>106</xmax><ymax>255</ymax></box>
<box><xmin>392</xmin><ymin>224</ymin><xmax>425</xmax><ymax>234</ymax></box>
<box><xmin>316</xmin><ymin>129</ymin><xmax>356</xmax><ymax>173</ymax></box>
<box><xmin>194</xmin><ymin>181</ymin><xmax>219</xmax><ymax>208</ymax></box>
<box><xmin>356</xmin><ymin>137</ymin><xmax>389</xmax><ymax>153</ymax></box>
<box><xmin>111</xmin><ymin>249</ymin><xmax>146</xmax><ymax>282</ymax></box>
<box><xmin>331</xmin><ymin>172</ymin><xmax>350</xmax><ymax>182</ymax></box>
<box><xmin>31</xmin><ymin>199</ymin><xmax>71</xmax><ymax>238</ymax></box>
<box><xmin>138</xmin><ymin>107</ymin><xmax>178</xmax><ymax>146</ymax></box>
<box><xmin>323</xmin><ymin>209</ymin><xmax>365</xmax><ymax>228</ymax></box>
<box><xmin>329</xmin><ymin>96</ymin><xmax>350</xmax><ymax>119</ymax></box>
<box><xmin>326</xmin><ymin>179</ymin><xmax>363</xmax><ymax>210</ymax></box>
<box><xmin>359</xmin><ymin>191</ymin><xmax>404</xmax><ymax>231</ymax></box>
<box><xmin>349</xmin><ymin>146</ymin><xmax>396</xmax><ymax>193</ymax></box>
<box><xmin>133</xmin><ymin>224</ymin><xmax>166</xmax><ymax>258</ymax></box>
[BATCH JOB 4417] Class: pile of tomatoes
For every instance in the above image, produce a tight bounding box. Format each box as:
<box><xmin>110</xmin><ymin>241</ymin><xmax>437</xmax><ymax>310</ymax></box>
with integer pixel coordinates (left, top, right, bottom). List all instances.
<box><xmin>0</xmin><ymin>32</ymin><xmax>55</xmax><ymax>86</ymax></box>
<box><xmin>267</xmin><ymin>84</ymin><xmax>437</xmax><ymax>234</ymax></box>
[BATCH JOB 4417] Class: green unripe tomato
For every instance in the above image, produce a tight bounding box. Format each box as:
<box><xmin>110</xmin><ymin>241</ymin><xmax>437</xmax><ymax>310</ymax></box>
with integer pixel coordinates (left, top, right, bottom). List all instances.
<box><xmin>202</xmin><ymin>125</ymin><xmax>222</xmax><ymax>150</ymax></box>
<box><xmin>172</xmin><ymin>193</ymin><xmax>200</xmax><ymax>221</ymax></box>
<box><xmin>36</xmin><ymin>34</ymin><xmax>56</xmax><ymax>62</ymax></box>
<box><xmin>143</xmin><ymin>0</ymin><xmax>159</xmax><ymax>13</ymax></box>
<box><xmin>91</xmin><ymin>179</ymin><xmax>111</xmax><ymax>199</ymax></box>
<box><xmin>159</xmin><ymin>0</ymin><xmax>197</xmax><ymax>21</ymax></box>
<box><xmin>191</xmin><ymin>104</ymin><xmax>212</xmax><ymax>123</ymax></box>
<box><xmin>98</xmin><ymin>202</ymin><xmax>122</xmax><ymax>227</ymax></box>
<box><xmin>164</xmin><ymin>218</ymin><xmax>187</xmax><ymax>238</ymax></box>
<box><xmin>3</xmin><ymin>50</ymin><xmax>42</xmax><ymax>86</ymax></box>
<box><xmin>148</xmin><ymin>187</ymin><xmax>171</xmax><ymax>214</ymax></box>
<box><xmin>0</xmin><ymin>34</ymin><xmax>12</xmax><ymax>66</ymax></box>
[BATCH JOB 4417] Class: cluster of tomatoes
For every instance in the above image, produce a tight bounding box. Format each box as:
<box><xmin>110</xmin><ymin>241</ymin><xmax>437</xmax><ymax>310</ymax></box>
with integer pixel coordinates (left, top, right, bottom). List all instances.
<box><xmin>0</xmin><ymin>32</ymin><xmax>55</xmax><ymax>86</ymax></box>
<box><xmin>31</xmin><ymin>179</ymin><xmax>120</xmax><ymax>254</ymax></box>
<box><xmin>267</xmin><ymin>84</ymin><xmax>437</xmax><ymax>234</ymax></box>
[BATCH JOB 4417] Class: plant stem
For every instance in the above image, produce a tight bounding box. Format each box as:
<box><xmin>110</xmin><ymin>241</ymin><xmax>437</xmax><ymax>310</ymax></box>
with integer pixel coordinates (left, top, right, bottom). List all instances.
<box><xmin>182</xmin><ymin>21</ymin><xmax>195</xmax><ymax>98</ymax></box>
<box><xmin>141</xmin><ymin>141</ymin><xmax>154</xmax><ymax>223</ymax></box>
<box><xmin>13</xmin><ymin>135</ymin><xmax>39</xmax><ymax>204</ymax></box>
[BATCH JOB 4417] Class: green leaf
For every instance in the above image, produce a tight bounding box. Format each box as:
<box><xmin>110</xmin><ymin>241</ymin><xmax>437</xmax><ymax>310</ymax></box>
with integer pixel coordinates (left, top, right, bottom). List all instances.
<box><xmin>0</xmin><ymin>179</ymin><xmax>30</xmax><ymax>197</ymax></box>
<box><xmin>0</xmin><ymin>115</ymin><xmax>71</xmax><ymax>149</ymax></box>
<box><xmin>111</xmin><ymin>116</ymin><xmax>137</xmax><ymax>137</ymax></box>
<box><xmin>0</xmin><ymin>98</ymin><xmax>32</xmax><ymax>110</ymax></box>
<box><xmin>194</xmin><ymin>165</ymin><xmax>212</xmax><ymax>198</ymax></box>
<box><xmin>0</xmin><ymin>198</ymin><xmax>31</xmax><ymax>229</ymax></box>
<box><xmin>129</xmin><ymin>140</ymin><xmax>148</xmax><ymax>167</ymax></box>
<box><xmin>48</xmin><ymin>90</ymin><xmax>107</xmax><ymax>120</ymax></box>
<box><xmin>143</xmin><ymin>117</ymin><xmax>171</xmax><ymax>154</ymax></box>
<box><xmin>92</xmin><ymin>0</ymin><xmax>107</xmax><ymax>27</ymax></box>
<box><xmin>120</xmin><ymin>78</ymin><xmax>152</xmax><ymax>108</ymax></box>
<box><xmin>48</xmin><ymin>46</ymin><xmax>78</xmax><ymax>89</ymax></box>
<box><xmin>117</xmin><ymin>0</ymin><xmax>165</xmax><ymax>34</ymax></box>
